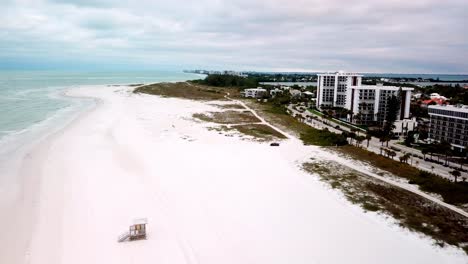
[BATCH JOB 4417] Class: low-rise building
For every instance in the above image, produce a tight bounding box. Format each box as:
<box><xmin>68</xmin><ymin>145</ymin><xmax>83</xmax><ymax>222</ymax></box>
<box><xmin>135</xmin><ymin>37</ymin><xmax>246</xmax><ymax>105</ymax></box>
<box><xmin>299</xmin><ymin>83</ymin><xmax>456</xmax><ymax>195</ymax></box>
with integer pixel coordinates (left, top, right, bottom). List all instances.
<box><xmin>412</xmin><ymin>93</ymin><xmax>422</xmax><ymax>99</ymax></box>
<box><xmin>302</xmin><ymin>91</ymin><xmax>315</xmax><ymax>98</ymax></box>
<box><xmin>270</xmin><ymin>88</ymin><xmax>283</xmax><ymax>96</ymax></box>
<box><xmin>243</xmin><ymin>88</ymin><xmax>267</xmax><ymax>98</ymax></box>
<box><xmin>289</xmin><ymin>89</ymin><xmax>302</xmax><ymax>98</ymax></box>
<box><xmin>421</xmin><ymin>98</ymin><xmax>447</xmax><ymax>107</ymax></box>
<box><xmin>428</xmin><ymin>105</ymin><xmax>468</xmax><ymax>151</ymax></box>
<box><xmin>430</xmin><ymin>93</ymin><xmax>447</xmax><ymax>100</ymax></box>
<box><xmin>393</xmin><ymin>118</ymin><xmax>418</xmax><ymax>137</ymax></box>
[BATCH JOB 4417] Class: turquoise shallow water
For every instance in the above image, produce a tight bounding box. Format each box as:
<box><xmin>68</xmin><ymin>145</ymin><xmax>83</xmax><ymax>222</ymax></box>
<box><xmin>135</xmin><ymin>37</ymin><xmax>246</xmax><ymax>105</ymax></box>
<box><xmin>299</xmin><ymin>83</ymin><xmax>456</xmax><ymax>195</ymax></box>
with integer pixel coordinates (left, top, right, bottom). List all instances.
<box><xmin>0</xmin><ymin>70</ymin><xmax>202</xmax><ymax>158</ymax></box>
<box><xmin>0</xmin><ymin>70</ymin><xmax>201</xmax><ymax>138</ymax></box>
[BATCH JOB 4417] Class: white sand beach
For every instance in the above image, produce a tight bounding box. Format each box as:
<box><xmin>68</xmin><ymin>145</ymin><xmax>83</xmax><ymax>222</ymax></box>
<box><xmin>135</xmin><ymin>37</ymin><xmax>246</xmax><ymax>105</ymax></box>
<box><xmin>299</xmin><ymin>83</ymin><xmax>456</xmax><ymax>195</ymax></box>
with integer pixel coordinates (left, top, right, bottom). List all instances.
<box><xmin>1</xmin><ymin>85</ymin><xmax>466</xmax><ymax>264</ymax></box>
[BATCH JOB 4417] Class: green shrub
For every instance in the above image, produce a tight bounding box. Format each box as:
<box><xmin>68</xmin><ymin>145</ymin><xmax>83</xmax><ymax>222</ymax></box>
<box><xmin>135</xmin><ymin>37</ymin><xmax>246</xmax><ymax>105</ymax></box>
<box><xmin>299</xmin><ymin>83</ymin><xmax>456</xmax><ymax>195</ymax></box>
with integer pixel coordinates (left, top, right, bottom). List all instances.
<box><xmin>300</xmin><ymin>128</ymin><xmax>348</xmax><ymax>146</ymax></box>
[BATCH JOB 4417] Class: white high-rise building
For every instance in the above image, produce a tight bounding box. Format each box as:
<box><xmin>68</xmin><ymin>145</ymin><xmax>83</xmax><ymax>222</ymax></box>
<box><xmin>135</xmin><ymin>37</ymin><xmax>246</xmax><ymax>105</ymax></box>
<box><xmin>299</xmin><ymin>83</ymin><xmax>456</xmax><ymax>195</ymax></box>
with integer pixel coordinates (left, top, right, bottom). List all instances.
<box><xmin>316</xmin><ymin>71</ymin><xmax>413</xmax><ymax>125</ymax></box>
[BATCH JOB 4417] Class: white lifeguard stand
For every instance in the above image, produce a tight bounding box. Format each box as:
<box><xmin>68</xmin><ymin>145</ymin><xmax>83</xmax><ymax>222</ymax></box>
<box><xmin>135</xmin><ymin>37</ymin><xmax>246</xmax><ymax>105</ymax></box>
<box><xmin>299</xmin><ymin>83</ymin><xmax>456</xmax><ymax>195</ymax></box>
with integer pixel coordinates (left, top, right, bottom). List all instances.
<box><xmin>118</xmin><ymin>218</ymin><xmax>148</xmax><ymax>242</ymax></box>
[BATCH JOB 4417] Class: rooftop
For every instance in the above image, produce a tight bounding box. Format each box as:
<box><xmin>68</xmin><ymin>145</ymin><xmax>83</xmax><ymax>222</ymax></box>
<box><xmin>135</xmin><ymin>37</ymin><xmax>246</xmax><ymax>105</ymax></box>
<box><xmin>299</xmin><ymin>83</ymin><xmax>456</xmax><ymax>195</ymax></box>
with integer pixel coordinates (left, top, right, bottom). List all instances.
<box><xmin>317</xmin><ymin>71</ymin><xmax>363</xmax><ymax>77</ymax></box>
<box><xmin>133</xmin><ymin>218</ymin><xmax>148</xmax><ymax>225</ymax></box>
<box><xmin>244</xmin><ymin>88</ymin><xmax>267</xmax><ymax>91</ymax></box>
<box><xmin>422</xmin><ymin>98</ymin><xmax>447</xmax><ymax>105</ymax></box>
<box><xmin>428</xmin><ymin>104</ymin><xmax>468</xmax><ymax>113</ymax></box>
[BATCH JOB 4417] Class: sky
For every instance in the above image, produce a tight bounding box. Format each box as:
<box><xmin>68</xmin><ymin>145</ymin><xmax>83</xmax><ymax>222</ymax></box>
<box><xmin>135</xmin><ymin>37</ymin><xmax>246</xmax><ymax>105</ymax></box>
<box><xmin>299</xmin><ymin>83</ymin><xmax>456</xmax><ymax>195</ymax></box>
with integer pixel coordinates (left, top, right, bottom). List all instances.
<box><xmin>0</xmin><ymin>0</ymin><xmax>467</xmax><ymax>73</ymax></box>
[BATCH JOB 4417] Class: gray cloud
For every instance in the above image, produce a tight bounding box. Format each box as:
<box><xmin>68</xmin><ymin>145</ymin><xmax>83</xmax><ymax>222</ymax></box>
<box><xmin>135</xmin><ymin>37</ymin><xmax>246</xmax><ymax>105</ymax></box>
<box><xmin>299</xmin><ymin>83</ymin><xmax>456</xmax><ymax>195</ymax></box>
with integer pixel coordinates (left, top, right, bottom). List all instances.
<box><xmin>0</xmin><ymin>0</ymin><xmax>467</xmax><ymax>72</ymax></box>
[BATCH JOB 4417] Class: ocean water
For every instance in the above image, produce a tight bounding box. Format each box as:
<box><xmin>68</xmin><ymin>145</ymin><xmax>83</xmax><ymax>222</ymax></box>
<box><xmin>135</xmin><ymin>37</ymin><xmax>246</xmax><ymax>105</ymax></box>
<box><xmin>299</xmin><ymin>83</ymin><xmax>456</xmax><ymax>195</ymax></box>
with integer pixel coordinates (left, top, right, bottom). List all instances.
<box><xmin>0</xmin><ymin>70</ymin><xmax>202</xmax><ymax>156</ymax></box>
<box><xmin>361</xmin><ymin>73</ymin><xmax>468</xmax><ymax>81</ymax></box>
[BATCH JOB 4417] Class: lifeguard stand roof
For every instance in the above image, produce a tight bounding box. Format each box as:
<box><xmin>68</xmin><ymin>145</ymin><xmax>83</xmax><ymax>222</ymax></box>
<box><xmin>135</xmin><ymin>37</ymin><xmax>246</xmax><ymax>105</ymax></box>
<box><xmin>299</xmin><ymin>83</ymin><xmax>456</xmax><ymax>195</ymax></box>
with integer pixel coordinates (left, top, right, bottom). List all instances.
<box><xmin>133</xmin><ymin>218</ymin><xmax>148</xmax><ymax>225</ymax></box>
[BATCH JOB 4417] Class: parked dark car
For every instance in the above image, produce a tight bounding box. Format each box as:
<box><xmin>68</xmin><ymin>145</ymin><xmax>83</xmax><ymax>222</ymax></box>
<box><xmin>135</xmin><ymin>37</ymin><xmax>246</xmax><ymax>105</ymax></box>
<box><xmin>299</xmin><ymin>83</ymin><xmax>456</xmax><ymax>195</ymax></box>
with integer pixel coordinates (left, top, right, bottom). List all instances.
<box><xmin>270</xmin><ymin>142</ymin><xmax>280</xmax><ymax>146</ymax></box>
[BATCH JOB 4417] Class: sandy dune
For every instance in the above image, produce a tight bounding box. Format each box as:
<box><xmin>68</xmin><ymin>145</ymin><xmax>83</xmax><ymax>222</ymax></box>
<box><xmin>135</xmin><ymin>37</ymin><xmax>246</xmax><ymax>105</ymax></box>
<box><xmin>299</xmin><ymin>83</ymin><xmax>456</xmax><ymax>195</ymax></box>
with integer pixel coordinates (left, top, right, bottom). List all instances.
<box><xmin>1</xmin><ymin>85</ymin><xmax>466</xmax><ymax>264</ymax></box>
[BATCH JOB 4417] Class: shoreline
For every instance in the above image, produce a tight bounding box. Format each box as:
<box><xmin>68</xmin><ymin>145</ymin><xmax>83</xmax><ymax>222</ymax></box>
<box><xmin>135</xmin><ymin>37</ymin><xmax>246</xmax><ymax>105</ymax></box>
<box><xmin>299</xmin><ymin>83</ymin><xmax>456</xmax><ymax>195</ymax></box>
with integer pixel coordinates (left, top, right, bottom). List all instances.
<box><xmin>2</xmin><ymin>84</ymin><xmax>466</xmax><ymax>263</ymax></box>
<box><xmin>0</xmin><ymin>86</ymin><xmax>103</xmax><ymax>264</ymax></box>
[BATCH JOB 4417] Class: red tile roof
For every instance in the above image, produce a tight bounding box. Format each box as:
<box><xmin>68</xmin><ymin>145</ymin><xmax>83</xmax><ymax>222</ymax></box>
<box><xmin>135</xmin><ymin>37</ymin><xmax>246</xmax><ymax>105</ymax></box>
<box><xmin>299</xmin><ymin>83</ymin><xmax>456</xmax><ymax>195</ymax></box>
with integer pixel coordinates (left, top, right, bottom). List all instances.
<box><xmin>422</xmin><ymin>98</ymin><xmax>447</xmax><ymax>105</ymax></box>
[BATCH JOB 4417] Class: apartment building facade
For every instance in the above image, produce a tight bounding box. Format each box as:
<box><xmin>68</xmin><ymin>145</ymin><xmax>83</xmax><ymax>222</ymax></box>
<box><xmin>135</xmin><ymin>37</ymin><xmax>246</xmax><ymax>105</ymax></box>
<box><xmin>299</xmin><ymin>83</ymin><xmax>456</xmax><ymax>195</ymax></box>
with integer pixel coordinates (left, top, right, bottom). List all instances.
<box><xmin>243</xmin><ymin>88</ymin><xmax>267</xmax><ymax>98</ymax></box>
<box><xmin>316</xmin><ymin>71</ymin><xmax>413</xmax><ymax>125</ymax></box>
<box><xmin>428</xmin><ymin>105</ymin><xmax>468</xmax><ymax>151</ymax></box>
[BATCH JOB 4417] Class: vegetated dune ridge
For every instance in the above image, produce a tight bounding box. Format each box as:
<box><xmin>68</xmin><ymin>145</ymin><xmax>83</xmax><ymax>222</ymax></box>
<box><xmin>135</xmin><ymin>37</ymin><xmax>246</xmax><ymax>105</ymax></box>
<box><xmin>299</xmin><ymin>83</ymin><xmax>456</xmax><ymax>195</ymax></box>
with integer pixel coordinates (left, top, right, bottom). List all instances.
<box><xmin>2</xmin><ymin>85</ymin><xmax>466</xmax><ymax>264</ymax></box>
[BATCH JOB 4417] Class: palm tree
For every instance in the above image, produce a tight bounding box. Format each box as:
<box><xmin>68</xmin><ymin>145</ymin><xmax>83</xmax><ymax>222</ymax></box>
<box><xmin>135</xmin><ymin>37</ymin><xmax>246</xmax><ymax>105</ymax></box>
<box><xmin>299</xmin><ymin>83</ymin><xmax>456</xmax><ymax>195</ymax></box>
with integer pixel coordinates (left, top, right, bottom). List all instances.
<box><xmin>450</xmin><ymin>170</ymin><xmax>461</xmax><ymax>183</ymax></box>
<box><xmin>379</xmin><ymin>136</ymin><xmax>385</xmax><ymax>146</ymax></box>
<box><xmin>399</xmin><ymin>153</ymin><xmax>411</xmax><ymax>163</ymax></box>
<box><xmin>439</xmin><ymin>141</ymin><xmax>452</xmax><ymax>166</ymax></box>
<box><xmin>356</xmin><ymin>136</ymin><xmax>365</xmax><ymax>147</ymax></box>
<box><xmin>404</xmin><ymin>153</ymin><xmax>411</xmax><ymax>163</ymax></box>
<box><xmin>384</xmin><ymin>135</ymin><xmax>391</xmax><ymax>147</ymax></box>
<box><xmin>365</xmin><ymin>134</ymin><xmax>372</xmax><ymax>148</ymax></box>
<box><xmin>353</xmin><ymin>113</ymin><xmax>362</xmax><ymax>124</ymax></box>
<box><xmin>389</xmin><ymin>151</ymin><xmax>397</xmax><ymax>160</ymax></box>
<box><xmin>385</xmin><ymin>149</ymin><xmax>391</xmax><ymax>158</ymax></box>
<box><xmin>421</xmin><ymin>149</ymin><xmax>428</xmax><ymax>160</ymax></box>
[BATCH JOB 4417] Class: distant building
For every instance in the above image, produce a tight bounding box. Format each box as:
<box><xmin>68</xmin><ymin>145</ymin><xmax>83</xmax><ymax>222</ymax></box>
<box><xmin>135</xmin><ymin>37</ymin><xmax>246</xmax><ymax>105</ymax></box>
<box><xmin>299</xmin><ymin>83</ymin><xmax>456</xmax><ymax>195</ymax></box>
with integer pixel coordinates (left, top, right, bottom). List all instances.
<box><xmin>393</xmin><ymin>118</ymin><xmax>418</xmax><ymax>137</ymax></box>
<box><xmin>430</xmin><ymin>93</ymin><xmax>447</xmax><ymax>100</ymax></box>
<box><xmin>428</xmin><ymin>105</ymin><xmax>468</xmax><ymax>151</ymax></box>
<box><xmin>421</xmin><ymin>98</ymin><xmax>447</xmax><ymax>107</ymax></box>
<box><xmin>289</xmin><ymin>89</ymin><xmax>302</xmax><ymax>98</ymax></box>
<box><xmin>270</xmin><ymin>88</ymin><xmax>283</xmax><ymax>96</ymax></box>
<box><xmin>243</xmin><ymin>88</ymin><xmax>267</xmax><ymax>98</ymax></box>
<box><xmin>223</xmin><ymin>70</ymin><xmax>248</xmax><ymax>77</ymax></box>
<box><xmin>316</xmin><ymin>71</ymin><xmax>413</xmax><ymax>125</ymax></box>
<box><xmin>302</xmin><ymin>91</ymin><xmax>315</xmax><ymax>98</ymax></box>
<box><xmin>412</xmin><ymin>93</ymin><xmax>422</xmax><ymax>99</ymax></box>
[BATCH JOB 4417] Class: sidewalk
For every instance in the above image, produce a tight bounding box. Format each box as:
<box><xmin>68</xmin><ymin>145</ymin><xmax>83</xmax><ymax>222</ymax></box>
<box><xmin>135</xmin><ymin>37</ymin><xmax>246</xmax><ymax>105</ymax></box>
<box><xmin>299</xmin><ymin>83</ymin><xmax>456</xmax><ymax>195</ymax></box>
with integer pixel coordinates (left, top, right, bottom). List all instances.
<box><xmin>289</xmin><ymin>104</ymin><xmax>464</xmax><ymax>181</ymax></box>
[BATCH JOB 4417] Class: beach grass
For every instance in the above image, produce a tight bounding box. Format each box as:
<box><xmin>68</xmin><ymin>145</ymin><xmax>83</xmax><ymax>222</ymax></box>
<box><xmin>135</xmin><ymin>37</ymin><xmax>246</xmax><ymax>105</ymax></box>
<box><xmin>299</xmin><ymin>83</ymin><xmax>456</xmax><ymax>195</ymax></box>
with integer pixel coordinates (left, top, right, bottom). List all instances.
<box><xmin>231</xmin><ymin>124</ymin><xmax>287</xmax><ymax>140</ymax></box>
<box><xmin>336</xmin><ymin>145</ymin><xmax>468</xmax><ymax>205</ymax></box>
<box><xmin>134</xmin><ymin>82</ymin><xmax>240</xmax><ymax>100</ymax></box>
<box><xmin>193</xmin><ymin>110</ymin><xmax>261</xmax><ymax>124</ymax></box>
<box><xmin>209</xmin><ymin>103</ymin><xmax>246</xmax><ymax>109</ymax></box>
<box><xmin>303</xmin><ymin>160</ymin><xmax>468</xmax><ymax>254</ymax></box>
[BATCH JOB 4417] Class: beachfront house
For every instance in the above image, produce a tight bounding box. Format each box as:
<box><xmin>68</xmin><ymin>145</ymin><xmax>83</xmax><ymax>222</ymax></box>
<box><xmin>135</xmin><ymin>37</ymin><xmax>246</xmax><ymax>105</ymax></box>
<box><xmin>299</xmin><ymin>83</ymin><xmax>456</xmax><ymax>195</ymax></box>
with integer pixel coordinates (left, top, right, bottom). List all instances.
<box><xmin>302</xmin><ymin>91</ymin><xmax>315</xmax><ymax>99</ymax></box>
<box><xmin>243</xmin><ymin>88</ymin><xmax>267</xmax><ymax>98</ymax></box>
<box><xmin>270</xmin><ymin>88</ymin><xmax>284</xmax><ymax>97</ymax></box>
<box><xmin>289</xmin><ymin>89</ymin><xmax>302</xmax><ymax>98</ymax></box>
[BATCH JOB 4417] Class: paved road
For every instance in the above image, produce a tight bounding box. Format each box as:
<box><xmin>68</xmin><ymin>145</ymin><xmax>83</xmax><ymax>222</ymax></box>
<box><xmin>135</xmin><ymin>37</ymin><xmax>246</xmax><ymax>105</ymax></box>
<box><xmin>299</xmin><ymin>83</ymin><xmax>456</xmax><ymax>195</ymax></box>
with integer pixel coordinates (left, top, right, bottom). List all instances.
<box><xmin>287</xmin><ymin>104</ymin><xmax>466</xmax><ymax>181</ymax></box>
<box><xmin>285</xmin><ymin>104</ymin><xmax>468</xmax><ymax>217</ymax></box>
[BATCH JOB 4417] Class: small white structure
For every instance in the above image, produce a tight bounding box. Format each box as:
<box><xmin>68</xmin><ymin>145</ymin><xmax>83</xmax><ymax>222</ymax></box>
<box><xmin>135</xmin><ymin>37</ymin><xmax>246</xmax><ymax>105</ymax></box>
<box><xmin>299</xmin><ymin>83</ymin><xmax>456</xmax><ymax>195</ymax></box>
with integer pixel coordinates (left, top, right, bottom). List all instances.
<box><xmin>430</xmin><ymin>93</ymin><xmax>447</xmax><ymax>100</ymax></box>
<box><xmin>270</xmin><ymin>88</ymin><xmax>283</xmax><ymax>96</ymax></box>
<box><xmin>289</xmin><ymin>89</ymin><xmax>302</xmax><ymax>98</ymax></box>
<box><xmin>393</xmin><ymin>118</ymin><xmax>418</xmax><ymax>137</ymax></box>
<box><xmin>243</xmin><ymin>88</ymin><xmax>267</xmax><ymax>98</ymax></box>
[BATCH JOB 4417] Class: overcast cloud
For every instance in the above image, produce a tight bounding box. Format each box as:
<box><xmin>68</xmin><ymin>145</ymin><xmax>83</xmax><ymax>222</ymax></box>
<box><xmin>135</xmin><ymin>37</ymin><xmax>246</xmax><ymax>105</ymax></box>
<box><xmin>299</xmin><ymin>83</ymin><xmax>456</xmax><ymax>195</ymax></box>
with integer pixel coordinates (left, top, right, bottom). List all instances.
<box><xmin>0</xmin><ymin>0</ymin><xmax>467</xmax><ymax>72</ymax></box>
